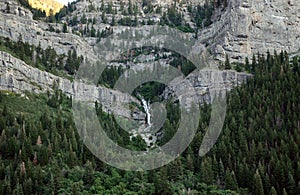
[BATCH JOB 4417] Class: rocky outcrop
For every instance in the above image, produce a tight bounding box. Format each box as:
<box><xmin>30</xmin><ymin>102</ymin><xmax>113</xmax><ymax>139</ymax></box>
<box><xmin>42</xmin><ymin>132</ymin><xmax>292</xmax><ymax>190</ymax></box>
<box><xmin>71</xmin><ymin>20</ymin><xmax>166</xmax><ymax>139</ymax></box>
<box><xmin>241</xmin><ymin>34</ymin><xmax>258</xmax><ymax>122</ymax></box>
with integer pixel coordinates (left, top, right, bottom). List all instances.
<box><xmin>0</xmin><ymin>0</ymin><xmax>98</xmax><ymax>61</ymax></box>
<box><xmin>2</xmin><ymin>0</ymin><xmax>298</xmax><ymax>65</ymax></box>
<box><xmin>0</xmin><ymin>0</ymin><xmax>33</xmax><ymax>19</ymax></box>
<box><xmin>204</xmin><ymin>0</ymin><xmax>300</xmax><ymax>62</ymax></box>
<box><xmin>67</xmin><ymin>0</ymin><xmax>300</xmax><ymax>64</ymax></box>
<box><xmin>0</xmin><ymin>51</ymin><xmax>145</xmax><ymax>120</ymax></box>
<box><xmin>162</xmin><ymin>69</ymin><xmax>252</xmax><ymax>106</ymax></box>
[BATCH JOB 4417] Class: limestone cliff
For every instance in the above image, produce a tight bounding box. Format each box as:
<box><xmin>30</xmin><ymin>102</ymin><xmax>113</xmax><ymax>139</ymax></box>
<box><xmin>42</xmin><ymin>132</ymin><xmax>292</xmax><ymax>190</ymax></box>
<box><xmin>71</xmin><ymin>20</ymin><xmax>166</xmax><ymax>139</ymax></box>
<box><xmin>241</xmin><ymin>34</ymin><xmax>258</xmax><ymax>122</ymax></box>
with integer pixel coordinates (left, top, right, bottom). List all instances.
<box><xmin>204</xmin><ymin>0</ymin><xmax>300</xmax><ymax>62</ymax></box>
<box><xmin>0</xmin><ymin>0</ymin><xmax>98</xmax><ymax>61</ymax></box>
<box><xmin>0</xmin><ymin>51</ymin><xmax>145</xmax><ymax>120</ymax></box>
<box><xmin>1</xmin><ymin>0</ymin><xmax>299</xmax><ymax>64</ymax></box>
<box><xmin>0</xmin><ymin>0</ymin><xmax>298</xmax><ymax>120</ymax></box>
<box><xmin>162</xmin><ymin>68</ymin><xmax>252</xmax><ymax>107</ymax></box>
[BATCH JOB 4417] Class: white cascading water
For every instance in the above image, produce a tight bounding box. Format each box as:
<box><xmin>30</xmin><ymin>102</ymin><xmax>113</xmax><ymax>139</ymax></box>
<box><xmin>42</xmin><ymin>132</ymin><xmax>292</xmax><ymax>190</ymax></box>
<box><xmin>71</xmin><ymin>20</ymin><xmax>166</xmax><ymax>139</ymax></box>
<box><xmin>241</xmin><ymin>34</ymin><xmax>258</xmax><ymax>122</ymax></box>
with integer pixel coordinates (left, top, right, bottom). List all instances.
<box><xmin>130</xmin><ymin>94</ymin><xmax>156</xmax><ymax>149</ymax></box>
<box><xmin>141</xmin><ymin>97</ymin><xmax>151</xmax><ymax>127</ymax></box>
<box><xmin>138</xmin><ymin>94</ymin><xmax>151</xmax><ymax>127</ymax></box>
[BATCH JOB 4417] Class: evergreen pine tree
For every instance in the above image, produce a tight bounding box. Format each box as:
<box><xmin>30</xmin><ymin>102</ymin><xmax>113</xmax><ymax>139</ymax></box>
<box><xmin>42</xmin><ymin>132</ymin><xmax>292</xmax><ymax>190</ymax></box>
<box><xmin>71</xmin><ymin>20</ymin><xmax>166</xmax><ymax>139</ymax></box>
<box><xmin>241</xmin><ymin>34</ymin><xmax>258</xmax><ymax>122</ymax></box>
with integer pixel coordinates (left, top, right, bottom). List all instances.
<box><xmin>269</xmin><ymin>186</ymin><xmax>277</xmax><ymax>195</ymax></box>
<box><xmin>254</xmin><ymin>170</ymin><xmax>264</xmax><ymax>195</ymax></box>
<box><xmin>225</xmin><ymin>54</ymin><xmax>231</xmax><ymax>69</ymax></box>
<box><xmin>201</xmin><ymin>158</ymin><xmax>214</xmax><ymax>185</ymax></box>
<box><xmin>225</xmin><ymin>169</ymin><xmax>238</xmax><ymax>191</ymax></box>
<box><xmin>62</xmin><ymin>23</ymin><xmax>67</xmax><ymax>33</ymax></box>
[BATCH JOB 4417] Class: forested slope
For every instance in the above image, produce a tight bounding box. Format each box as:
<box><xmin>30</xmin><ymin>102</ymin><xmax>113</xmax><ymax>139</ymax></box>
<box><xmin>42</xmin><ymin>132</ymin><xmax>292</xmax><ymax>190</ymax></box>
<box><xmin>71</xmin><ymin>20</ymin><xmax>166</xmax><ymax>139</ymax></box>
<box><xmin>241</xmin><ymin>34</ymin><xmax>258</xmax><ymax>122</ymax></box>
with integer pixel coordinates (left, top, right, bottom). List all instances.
<box><xmin>0</xmin><ymin>51</ymin><xmax>299</xmax><ymax>194</ymax></box>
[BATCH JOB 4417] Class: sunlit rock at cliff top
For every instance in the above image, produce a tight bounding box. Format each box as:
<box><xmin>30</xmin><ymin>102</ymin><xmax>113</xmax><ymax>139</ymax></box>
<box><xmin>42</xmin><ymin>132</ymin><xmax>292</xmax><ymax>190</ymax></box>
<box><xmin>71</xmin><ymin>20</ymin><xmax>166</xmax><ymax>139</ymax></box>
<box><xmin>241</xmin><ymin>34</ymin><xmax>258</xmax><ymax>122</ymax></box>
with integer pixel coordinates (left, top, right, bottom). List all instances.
<box><xmin>28</xmin><ymin>0</ymin><xmax>66</xmax><ymax>16</ymax></box>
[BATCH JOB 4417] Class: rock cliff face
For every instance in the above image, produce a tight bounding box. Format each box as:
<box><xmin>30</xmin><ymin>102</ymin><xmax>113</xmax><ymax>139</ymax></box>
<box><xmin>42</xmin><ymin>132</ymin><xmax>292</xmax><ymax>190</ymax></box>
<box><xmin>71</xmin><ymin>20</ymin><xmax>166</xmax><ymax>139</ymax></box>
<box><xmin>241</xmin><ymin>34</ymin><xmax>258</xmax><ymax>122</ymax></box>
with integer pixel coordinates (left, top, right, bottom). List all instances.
<box><xmin>1</xmin><ymin>0</ymin><xmax>299</xmax><ymax>64</ymax></box>
<box><xmin>0</xmin><ymin>51</ymin><xmax>144</xmax><ymax>120</ymax></box>
<box><xmin>0</xmin><ymin>0</ymin><xmax>297</xmax><ymax>120</ymax></box>
<box><xmin>0</xmin><ymin>0</ymin><xmax>98</xmax><ymax>61</ymax></box>
<box><xmin>204</xmin><ymin>0</ymin><xmax>300</xmax><ymax>62</ymax></box>
<box><xmin>162</xmin><ymin>69</ymin><xmax>252</xmax><ymax>107</ymax></box>
<box><xmin>0</xmin><ymin>0</ymin><xmax>33</xmax><ymax>19</ymax></box>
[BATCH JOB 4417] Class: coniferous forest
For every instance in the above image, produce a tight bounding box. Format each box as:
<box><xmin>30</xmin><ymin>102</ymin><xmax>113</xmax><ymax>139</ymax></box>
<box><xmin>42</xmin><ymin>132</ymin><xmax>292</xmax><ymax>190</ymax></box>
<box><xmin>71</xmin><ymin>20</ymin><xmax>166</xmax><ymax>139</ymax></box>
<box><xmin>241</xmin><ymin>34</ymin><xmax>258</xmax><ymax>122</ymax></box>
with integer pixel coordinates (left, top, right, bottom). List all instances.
<box><xmin>0</xmin><ymin>49</ymin><xmax>299</xmax><ymax>194</ymax></box>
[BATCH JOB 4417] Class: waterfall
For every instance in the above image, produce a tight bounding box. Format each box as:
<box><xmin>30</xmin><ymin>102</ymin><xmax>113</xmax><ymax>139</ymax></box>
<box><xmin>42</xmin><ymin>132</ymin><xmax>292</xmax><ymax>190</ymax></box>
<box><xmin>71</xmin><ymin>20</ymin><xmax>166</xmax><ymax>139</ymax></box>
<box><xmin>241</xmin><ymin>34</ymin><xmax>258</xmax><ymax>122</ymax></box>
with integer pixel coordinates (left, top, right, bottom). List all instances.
<box><xmin>139</xmin><ymin>94</ymin><xmax>151</xmax><ymax>126</ymax></box>
<box><xmin>131</xmin><ymin>94</ymin><xmax>157</xmax><ymax>148</ymax></box>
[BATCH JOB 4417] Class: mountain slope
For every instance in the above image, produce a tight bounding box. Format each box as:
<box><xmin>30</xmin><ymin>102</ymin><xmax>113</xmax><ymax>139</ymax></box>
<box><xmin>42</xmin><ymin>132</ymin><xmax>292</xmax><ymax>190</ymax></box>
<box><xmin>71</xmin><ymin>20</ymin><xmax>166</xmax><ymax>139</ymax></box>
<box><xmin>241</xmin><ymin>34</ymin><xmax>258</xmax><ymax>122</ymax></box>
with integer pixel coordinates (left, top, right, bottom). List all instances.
<box><xmin>0</xmin><ymin>0</ymin><xmax>300</xmax><ymax>194</ymax></box>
